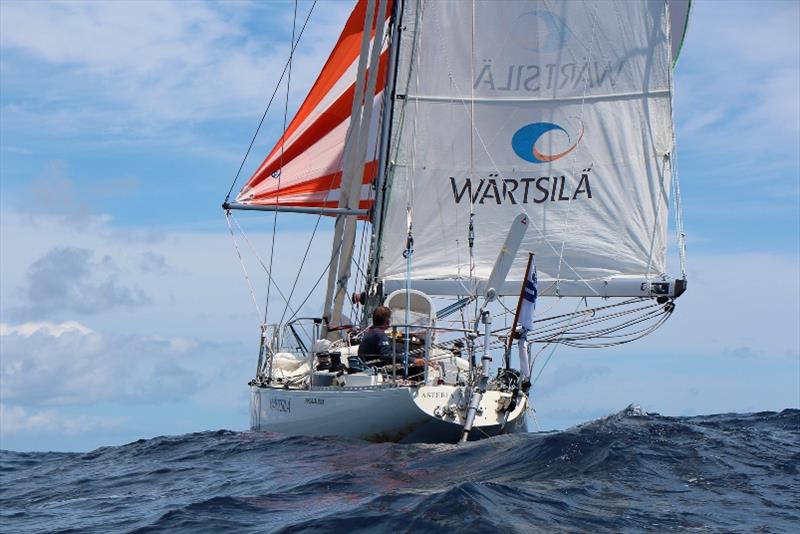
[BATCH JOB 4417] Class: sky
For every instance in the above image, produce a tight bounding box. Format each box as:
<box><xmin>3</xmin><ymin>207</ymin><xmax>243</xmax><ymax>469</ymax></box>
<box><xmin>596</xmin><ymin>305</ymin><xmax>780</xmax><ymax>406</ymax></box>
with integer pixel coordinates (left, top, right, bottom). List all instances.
<box><xmin>1</xmin><ymin>0</ymin><xmax>798</xmax><ymax>452</ymax></box>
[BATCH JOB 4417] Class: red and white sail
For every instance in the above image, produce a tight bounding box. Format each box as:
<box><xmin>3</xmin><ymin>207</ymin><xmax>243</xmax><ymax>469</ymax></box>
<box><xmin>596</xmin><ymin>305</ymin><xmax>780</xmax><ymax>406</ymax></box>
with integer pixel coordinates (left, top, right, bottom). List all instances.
<box><xmin>236</xmin><ymin>0</ymin><xmax>391</xmax><ymax>212</ymax></box>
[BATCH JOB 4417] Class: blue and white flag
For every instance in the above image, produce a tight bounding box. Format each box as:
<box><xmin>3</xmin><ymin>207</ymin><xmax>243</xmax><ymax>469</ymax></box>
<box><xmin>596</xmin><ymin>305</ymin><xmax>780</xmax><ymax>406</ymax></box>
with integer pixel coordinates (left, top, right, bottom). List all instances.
<box><xmin>518</xmin><ymin>256</ymin><xmax>537</xmax><ymax>333</ymax></box>
<box><xmin>517</xmin><ymin>255</ymin><xmax>536</xmax><ymax>380</ymax></box>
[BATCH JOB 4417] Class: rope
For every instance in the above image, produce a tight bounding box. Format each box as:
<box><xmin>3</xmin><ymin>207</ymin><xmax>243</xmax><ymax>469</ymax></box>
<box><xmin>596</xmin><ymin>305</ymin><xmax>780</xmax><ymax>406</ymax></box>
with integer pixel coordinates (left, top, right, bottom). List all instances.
<box><xmin>224</xmin><ymin>0</ymin><xmax>318</xmax><ymax>203</ymax></box>
<box><xmin>666</xmin><ymin>24</ymin><xmax>688</xmax><ymax>280</ymax></box>
<box><xmin>528</xmin><ymin>301</ymin><xmax>587</xmax><ymax>386</ymax></box>
<box><xmin>286</xmin><ymin>231</ymin><xmax>348</xmax><ymax>324</ymax></box>
<box><xmin>645</xmin><ymin>153</ymin><xmax>670</xmax><ymax>281</ymax></box>
<box><xmin>229</xmin><ymin>214</ymin><xmax>297</xmax><ymax>317</ymax></box>
<box><xmin>673</xmin><ymin>153</ymin><xmax>688</xmax><ymax>280</ymax></box>
<box><xmin>554</xmin><ymin>0</ymin><xmax>599</xmax><ymax>295</ymax></box>
<box><xmin>277</xmin><ymin>214</ymin><xmax>323</xmax><ymax>327</ymax></box>
<box><xmin>265</xmin><ymin>0</ymin><xmax>299</xmax><ymax>324</ymax></box>
<box><xmin>390</xmin><ymin>297</ymin><xmax>674</xmax><ymax>363</ymax></box>
<box><xmin>225</xmin><ymin>212</ymin><xmax>263</xmax><ymax>322</ymax></box>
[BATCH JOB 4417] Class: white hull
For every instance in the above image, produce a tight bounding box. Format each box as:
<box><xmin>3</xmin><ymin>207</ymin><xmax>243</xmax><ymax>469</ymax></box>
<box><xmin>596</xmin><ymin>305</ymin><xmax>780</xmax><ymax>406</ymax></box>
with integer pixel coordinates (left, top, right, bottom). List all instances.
<box><xmin>250</xmin><ymin>384</ymin><xmax>528</xmax><ymax>444</ymax></box>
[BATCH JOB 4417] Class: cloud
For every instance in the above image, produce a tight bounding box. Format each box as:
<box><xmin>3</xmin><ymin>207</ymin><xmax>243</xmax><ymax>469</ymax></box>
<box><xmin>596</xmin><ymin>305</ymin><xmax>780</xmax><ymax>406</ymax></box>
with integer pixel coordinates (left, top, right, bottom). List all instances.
<box><xmin>11</xmin><ymin>247</ymin><xmax>151</xmax><ymax>319</ymax></box>
<box><xmin>0</xmin><ymin>321</ymin><xmax>211</xmax><ymax>407</ymax></box>
<box><xmin>0</xmin><ymin>403</ymin><xmax>121</xmax><ymax>436</ymax></box>
<box><xmin>0</xmin><ymin>0</ymin><xmax>352</xmax><ymax>139</ymax></box>
<box><xmin>0</xmin><ymin>321</ymin><xmax>92</xmax><ymax>337</ymax></box>
<box><xmin>676</xmin><ymin>1</ymin><xmax>800</xmax><ymax>169</ymax></box>
<box><xmin>5</xmin><ymin>161</ymin><xmax>144</xmax><ymax>233</ymax></box>
<box><xmin>0</xmin><ymin>211</ymin><xmax>335</xmax><ymax>342</ymax></box>
<box><xmin>138</xmin><ymin>252</ymin><xmax>170</xmax><ymax>275</ymax></box>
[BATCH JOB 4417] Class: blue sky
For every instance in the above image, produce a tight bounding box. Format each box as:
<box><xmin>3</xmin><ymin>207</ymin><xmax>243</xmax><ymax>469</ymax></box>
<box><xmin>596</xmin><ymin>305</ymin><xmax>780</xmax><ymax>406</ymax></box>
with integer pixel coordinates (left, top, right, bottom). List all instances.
<box><xmin>1</xmin><ymin>0</ymin><xmax>798</xmax><ymax>452</ymax></box>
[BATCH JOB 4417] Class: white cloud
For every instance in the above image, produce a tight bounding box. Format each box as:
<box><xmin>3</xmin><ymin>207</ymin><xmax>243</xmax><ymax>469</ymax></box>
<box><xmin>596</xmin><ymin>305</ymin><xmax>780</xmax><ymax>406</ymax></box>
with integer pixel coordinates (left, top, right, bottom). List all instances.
<box><xmin>0</xmin><ymin>403</ymin><xmax>120</xmax><ymax>436</ymax></box>
<box><xmin>0</xmin><ymin>211</ymin><xmax>335</xmax><ymax>339</ymax></box>
<box><xmin>0</xmin><ymin>0</ymin><xmax>352</xmax><ymax>137</ymax></box>
<box><xmin>676</xmin><ymin>1</ymin><xmax>800</xmax><ymax>165</ymax></box>
<box><xmin>0</xmin><ymin>322</ymin><xmax>212</xmax><ymax>407</ymax></box>
<box><xmin>0</xmin><ymin>321</ymin><xmax>93</xmax><ymax>337</ymax></box>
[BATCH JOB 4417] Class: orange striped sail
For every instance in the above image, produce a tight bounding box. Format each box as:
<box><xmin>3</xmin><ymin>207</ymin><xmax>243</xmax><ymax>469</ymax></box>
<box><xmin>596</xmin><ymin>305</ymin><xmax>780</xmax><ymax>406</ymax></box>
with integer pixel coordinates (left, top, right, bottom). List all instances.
<box><xmin>236</xmin><ymin>0</ymin><xmax>391</xmax><ymax>212</ymax></box>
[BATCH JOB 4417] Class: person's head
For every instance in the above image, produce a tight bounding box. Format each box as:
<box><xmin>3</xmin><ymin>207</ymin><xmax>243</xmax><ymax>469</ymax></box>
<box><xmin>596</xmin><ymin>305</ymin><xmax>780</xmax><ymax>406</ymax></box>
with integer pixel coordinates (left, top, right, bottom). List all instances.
<box><xmin>372</xmin><ymin>305</ymin><xmax>392</xmax><ymax>328</ymax></box>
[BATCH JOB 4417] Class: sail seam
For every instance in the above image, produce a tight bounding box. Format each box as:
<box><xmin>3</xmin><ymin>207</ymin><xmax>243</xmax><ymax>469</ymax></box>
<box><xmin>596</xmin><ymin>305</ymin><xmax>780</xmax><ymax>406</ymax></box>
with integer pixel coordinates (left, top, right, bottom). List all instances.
<box><xmin>400</xmin><ymin>89</ymin><xmax>671</xmax><ymax>104</ymax></box>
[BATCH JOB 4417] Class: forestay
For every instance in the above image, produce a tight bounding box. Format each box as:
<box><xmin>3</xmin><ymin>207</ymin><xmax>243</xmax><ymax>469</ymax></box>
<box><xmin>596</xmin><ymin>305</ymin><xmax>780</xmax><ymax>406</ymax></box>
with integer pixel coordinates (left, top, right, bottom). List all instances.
<box><xmin>378</xmin><ymin>0</ymin><xmax>679</xmax><ymax>297</ymax></box>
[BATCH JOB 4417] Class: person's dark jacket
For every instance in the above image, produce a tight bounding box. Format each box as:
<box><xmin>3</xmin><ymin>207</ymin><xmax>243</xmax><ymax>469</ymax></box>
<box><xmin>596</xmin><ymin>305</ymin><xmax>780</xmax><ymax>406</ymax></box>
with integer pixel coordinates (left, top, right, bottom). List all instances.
<box><xmin>358</xmin><ymin>327</ymin><xmax>393</xmax><ymax>366</ymax></box>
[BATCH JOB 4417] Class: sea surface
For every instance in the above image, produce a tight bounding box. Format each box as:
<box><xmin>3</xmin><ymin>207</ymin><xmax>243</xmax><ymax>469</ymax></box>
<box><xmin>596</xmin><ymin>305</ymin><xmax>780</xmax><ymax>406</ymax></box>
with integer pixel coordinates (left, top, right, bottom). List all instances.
<box><xmin>1</xmin><ymin>407</ymin><xmax>798</xmax><ymax>533</ymax></box>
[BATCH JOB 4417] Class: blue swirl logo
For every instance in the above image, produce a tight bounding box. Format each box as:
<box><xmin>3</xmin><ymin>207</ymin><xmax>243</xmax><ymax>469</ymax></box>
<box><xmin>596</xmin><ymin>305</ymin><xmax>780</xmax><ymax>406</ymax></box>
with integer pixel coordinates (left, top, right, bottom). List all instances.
<box><xmin>511</xmin><ymin>122</ymin><xmax>584</xmax><ymax>164</ymax></box>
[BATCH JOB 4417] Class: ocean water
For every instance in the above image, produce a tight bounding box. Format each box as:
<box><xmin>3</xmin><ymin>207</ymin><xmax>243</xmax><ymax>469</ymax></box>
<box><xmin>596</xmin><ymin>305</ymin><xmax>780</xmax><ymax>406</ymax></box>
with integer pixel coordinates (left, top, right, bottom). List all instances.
<box><xmin>1</xmin><ymin>407</ymin><xmax>797</xmax><ymax>533</ymax></box>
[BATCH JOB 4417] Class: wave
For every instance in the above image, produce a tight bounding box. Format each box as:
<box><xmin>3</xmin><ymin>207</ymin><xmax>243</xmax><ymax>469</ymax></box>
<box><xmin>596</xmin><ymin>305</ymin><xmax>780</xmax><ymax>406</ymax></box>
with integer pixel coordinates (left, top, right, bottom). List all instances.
<box><xmin>2</xmin><ymin>408</ymin><xmax>798</xmax><ymax>533</ymax></box>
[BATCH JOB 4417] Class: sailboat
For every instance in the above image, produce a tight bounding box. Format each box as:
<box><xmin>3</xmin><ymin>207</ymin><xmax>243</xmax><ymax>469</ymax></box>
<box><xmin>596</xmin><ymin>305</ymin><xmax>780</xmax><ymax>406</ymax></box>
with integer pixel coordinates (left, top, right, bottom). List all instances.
<box><xmin>222</xmin><ymin>0</ymin><xmax>691</xmax><ymax>443</ymax></box>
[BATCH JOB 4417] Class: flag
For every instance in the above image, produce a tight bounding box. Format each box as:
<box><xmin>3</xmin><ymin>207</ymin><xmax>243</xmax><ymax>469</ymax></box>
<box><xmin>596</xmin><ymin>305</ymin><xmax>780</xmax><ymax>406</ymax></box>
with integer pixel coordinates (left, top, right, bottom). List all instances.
<box><xmin>518</xmin><ymin>256</ymin><xmax>537</xmax><ymax>332</ymax></box>
<box><xmin>517</xmin><ymin>255</ymin><xmax>536</xmax><ymax>380</ymax></box>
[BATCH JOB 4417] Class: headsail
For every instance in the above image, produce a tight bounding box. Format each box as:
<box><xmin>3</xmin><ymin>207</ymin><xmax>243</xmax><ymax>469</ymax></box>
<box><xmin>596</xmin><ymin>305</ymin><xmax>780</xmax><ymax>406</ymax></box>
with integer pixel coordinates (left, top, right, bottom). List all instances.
<box><xmin>235</xmin><ymin>0</ymin><xmax>392</xmax><ymax>212</ymax></box>
<box><xmin>378</xmin><ymin>0</ymin><xmax>683</xmax><ymax>298</ymax></box>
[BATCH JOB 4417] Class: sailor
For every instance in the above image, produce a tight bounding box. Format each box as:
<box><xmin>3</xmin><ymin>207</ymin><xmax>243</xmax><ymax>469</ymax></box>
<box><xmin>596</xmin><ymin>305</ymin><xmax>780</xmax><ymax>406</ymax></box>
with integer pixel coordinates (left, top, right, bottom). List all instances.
<box><xmin>359</xmin><ymin>305</ymin><xmax>426</xmax><ymax>370</ymax></box>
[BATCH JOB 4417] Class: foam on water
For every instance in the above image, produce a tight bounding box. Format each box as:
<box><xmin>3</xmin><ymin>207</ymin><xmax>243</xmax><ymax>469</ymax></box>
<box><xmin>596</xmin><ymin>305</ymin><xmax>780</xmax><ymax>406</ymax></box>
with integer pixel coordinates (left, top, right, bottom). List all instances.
<box><xmin>1</xmin><ymin>408</ymin><xmax>798</xmax><ymax>533</ymax></box>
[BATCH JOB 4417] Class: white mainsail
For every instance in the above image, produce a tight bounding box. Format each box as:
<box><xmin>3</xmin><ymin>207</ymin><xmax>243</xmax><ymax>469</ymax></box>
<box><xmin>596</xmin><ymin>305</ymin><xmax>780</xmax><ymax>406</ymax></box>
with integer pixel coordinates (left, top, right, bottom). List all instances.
<box><xmin>377</xmin><ymin>0</ymin><xmax>682</xmax><ymax>297</ymax></box>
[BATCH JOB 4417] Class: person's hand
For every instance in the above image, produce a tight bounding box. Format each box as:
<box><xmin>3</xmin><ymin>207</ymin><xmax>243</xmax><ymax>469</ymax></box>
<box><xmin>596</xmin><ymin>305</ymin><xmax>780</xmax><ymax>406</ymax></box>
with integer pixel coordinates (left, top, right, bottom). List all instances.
<box><xmin>413</xmin><ymin>357</ymin><xmax>427</xmax><ymax>367</ymax></box>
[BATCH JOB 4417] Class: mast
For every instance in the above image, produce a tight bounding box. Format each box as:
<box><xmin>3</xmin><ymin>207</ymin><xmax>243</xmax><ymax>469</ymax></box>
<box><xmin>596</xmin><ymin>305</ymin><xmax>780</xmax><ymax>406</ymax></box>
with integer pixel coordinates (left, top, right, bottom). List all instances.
<box><xmin>323</xmin><ymin>0</ymin><xmax>389</xmax><ymax>336</ymax></box>
<box><xmin>364</xmin><ymin>0</ymin><xmax>404</xmax><ymax>323</ymax></box>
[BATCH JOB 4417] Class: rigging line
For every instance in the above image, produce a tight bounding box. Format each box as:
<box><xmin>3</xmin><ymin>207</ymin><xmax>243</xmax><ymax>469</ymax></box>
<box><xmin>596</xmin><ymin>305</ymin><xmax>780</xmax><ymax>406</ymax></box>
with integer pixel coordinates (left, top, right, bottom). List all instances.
<box><xmin>410</xmin><ymin>300</ymin><xmax>668</xmax><ymax>356</ymax></box>
<box><xmin>531</xmin><ymin>298</ymin><xmax>587</xmax><ymax>386</ymax></box>
<box><xmin>286</xmin><ymin>229</ymin><xmax>349</xmax><ymax>324</ymax></box>
<box><xmin>224</xmin><ymin>0</ymin><xmax>318</xmax><ymax>203</ymax></box>
<box><xmin>483</xmin><ymin>297</ymin><xmax>647</xmax><ymax>337</ymax></box>
<box><xmin>554</xmin><ymin>0</ymin><xmax>599</xmax><ymax>294</ymax></box>
<box><xmin>280</xmin><ymin>95</ymin><xmax>386</xmax><ymax>328</ymax></box>
<box><xmin>542</xmin><ymin>308</ymin><xmax>666</xmax><ymax>343</ymax></box>
<box><xmin>469</xmin><ymin>0</ymin><xmax>476</xmax><ymax>296</ymax></box>
<box><xmin>347</xmin><ymin>219</ymin><xmax>369</xmax><ymax>322</ymax></box>
<box><xmin>229</xmin><ymin>214</ymin><xmax>298</xmax><ymax>317</ymax></box>
<box><xmin>275</xmin><ymin>150</ymin><xmax>344</xmax><ymax>328</ymax></box>
<box><xmin>532</xmin><ymin>297</ymin><xmax>645</xmax><ymax>322</ymax></box>
<box><xmin>225</xmin><ymin>212</ymin><xmax>263</xmax><ymax>322</ymax></box>
<box><xmin>280</xmin><ymin>8</ymin><xmax>393</xmax><ymax>328</ymax></box>
<box><xmin>533</xmin><ymin>310</ymin><xmax>664</xmax><ymax>341</ymax></box>
<box><xmin>672</xmin><ymin>153</ymin><xmax>688</xmax><ymax>279</ymax></box>
<box><xmin>439</xmin><ymin>49</ymin><xmax>600</xmax><ymax>297</ymax></box>
<box><xmin>407</xmin><ymin>0</ymin><xmax>424</xmax><ymax>218</ymax></box>
<box><xmin>280</xmin><ymin>97</ymin><xmax>372</xmax><ymax>327</ymax></box>
<box><xmin>536</xmin><ymin>305</ymin><xmax>670</xmax><ymax>343</ymax></box>
<box><xmin>265</xmin><ymin>0</ymin><xmax>299</xmax><ymax>324</ymax></box>
<box><xmin>665</xmin><ymin>13</ymin><xmax>688</xmax><ymax>280</ymax></box>
<box><xmin>558</xmin><ymin>312</ymin><xmax>669</xmax><ymax>345</ymax></box>
<box><xmin>559</xmin><ymin>311</ymin><xmax>672</xmax><ymax>348</ymax></box>
<box><xmin>528</xmin><ymin>302</ymin><xmax>660</xmax><ymax>337</ymax></box>
<box><xmin>644</xmin><ymin>154</ymin><xmax>670</xmax><ymax>281</ymax></box>
<box><xmin>277</xmin><ymin>213</ymin><xmax>323</xmax><ymax>327</ymax></box>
